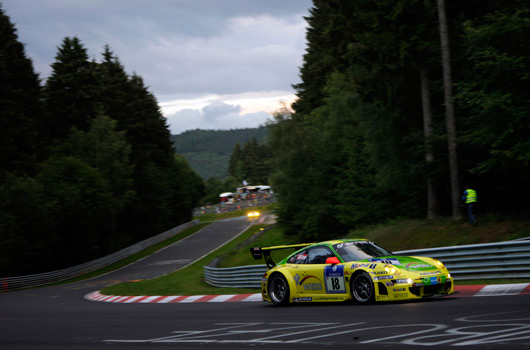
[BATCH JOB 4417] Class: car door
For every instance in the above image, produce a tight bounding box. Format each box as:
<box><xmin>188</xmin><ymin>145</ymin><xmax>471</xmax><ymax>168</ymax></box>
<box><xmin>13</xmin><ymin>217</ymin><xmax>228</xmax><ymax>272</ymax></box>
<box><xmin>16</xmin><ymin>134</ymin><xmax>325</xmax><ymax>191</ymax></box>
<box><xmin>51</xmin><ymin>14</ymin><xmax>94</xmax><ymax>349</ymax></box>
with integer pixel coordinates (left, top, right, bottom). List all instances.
<box><xmin>294</xmin><ymin>245</ymin><xmax>336</xmax><ymax>296</ymax></box>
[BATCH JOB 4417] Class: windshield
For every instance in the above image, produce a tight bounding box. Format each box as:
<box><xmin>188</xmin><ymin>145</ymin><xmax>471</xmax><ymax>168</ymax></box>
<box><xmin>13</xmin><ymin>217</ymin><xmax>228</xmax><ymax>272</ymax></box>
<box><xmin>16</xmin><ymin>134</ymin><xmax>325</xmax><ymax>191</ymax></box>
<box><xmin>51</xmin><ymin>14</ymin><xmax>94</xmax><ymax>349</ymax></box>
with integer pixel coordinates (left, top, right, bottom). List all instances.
<box><xmin>333</xmin><ymin>241</ymin><xmax>393</xmax><ymax>262</ymax></box>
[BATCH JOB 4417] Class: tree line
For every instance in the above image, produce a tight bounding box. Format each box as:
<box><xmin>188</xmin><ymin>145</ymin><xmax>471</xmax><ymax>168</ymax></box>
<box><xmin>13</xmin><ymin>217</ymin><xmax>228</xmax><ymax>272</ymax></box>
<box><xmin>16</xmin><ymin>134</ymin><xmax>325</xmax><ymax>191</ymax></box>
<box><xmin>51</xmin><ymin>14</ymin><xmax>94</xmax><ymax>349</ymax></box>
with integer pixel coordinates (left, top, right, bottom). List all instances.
<box><xmin>268</xmin><ymin>0</ymin><xmax>529</xmax><ymax>241</ymax></box>
<box><xmin>0</xmin><ymin>7</ymin><xmax>203</xmax><ymax>276</ymax></box>
<box><xmin>199</xmin><ymin>137</ymin><xmax>273</xmax><ymax>204</ymax></box>
<box><xmin>170</xmin><ymin>126</ymin><xmax>268</xmax><ymax>180</ymax></box>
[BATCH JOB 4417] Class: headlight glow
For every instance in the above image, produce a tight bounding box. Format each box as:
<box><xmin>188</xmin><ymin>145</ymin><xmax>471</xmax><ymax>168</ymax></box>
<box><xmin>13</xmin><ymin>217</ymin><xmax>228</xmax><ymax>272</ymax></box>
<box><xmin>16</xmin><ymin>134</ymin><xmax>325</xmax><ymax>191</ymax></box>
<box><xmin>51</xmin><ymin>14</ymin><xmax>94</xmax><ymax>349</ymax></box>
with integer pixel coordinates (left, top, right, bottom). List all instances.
<box><xmin>384</xmin><ymin>264</ymin><xmax>399</xmax><ymax>275</ymax></box>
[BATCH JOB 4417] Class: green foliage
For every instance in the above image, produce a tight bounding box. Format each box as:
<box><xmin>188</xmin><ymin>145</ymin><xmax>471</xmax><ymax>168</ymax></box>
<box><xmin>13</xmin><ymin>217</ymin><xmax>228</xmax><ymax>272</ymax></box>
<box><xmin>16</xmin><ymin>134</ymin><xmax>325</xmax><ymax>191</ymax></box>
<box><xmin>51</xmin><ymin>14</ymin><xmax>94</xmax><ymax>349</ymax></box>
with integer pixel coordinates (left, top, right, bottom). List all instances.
<box><xmin>456</xmin><ymin>3</ymin><xmax>530</xmax><ymax>213</ymax></box>
<box><xmin>271</xmin><ymin>0</ymin><xmax>530</xmax><ymax>243</ymax></box>
<box><xmin>228</xmin><ymin>137</ymin><xmax>272</xmax><ymax>185</ymax></box>
<box><xmin>170</xmin><ymin>126</ymin><xmax>268</xmax><ymax>179</ymax></box>
<box><xmin>42</xmin><ymin>37</ymin><xmax>101</xmax><ymax>142</ymax></box>
<box><xmin>0</xmin><ymin>6</ymin><xmax>42</xmax><ymax>176</ymax></box>
<box><xmin>0</xmin><ymin>16</ymin><xmax>205</xmax><ymax>275</ymax></box>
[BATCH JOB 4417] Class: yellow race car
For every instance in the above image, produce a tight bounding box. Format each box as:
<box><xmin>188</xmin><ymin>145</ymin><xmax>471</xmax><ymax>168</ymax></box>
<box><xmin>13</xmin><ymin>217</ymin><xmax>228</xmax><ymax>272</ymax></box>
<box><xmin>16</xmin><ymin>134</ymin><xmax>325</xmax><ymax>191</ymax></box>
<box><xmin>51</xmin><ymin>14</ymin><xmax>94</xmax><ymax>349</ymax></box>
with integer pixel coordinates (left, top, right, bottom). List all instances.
<box><xmin>250</xmin><ymin>239</ymin><xmax>454</xmax><ymax>305</ymax></box>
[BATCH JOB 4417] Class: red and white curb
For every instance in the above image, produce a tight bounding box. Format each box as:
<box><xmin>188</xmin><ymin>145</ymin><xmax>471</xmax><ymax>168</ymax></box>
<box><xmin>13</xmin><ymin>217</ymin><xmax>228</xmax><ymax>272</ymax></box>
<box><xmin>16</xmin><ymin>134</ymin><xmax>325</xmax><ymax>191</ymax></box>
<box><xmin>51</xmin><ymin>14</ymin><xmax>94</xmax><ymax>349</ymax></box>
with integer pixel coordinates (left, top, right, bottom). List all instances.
<box><xmin>84</xmin><ymin>291</ymin><xmax>263</xmax><ymax>303</ymax></box>
<box><xmin>85</xmin><ymin>283</ymin><xmax>530</xmax><ymax>304</ymax></box>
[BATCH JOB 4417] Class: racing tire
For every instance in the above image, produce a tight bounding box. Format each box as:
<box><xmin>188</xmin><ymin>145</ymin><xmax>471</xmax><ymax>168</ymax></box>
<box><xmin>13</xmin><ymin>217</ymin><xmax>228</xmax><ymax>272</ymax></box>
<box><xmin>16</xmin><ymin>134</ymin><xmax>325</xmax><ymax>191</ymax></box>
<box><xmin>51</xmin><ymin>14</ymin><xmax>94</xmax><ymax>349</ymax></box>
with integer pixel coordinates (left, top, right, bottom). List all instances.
<box><xmin>351</xmin><ymin>271</ymin><xmax>375</xmax><ymax>304</ymax></box>
<box><xmin>268</xmin><ymin>274</ymin><xmax>290</xmax><ymax>305</ymax></box>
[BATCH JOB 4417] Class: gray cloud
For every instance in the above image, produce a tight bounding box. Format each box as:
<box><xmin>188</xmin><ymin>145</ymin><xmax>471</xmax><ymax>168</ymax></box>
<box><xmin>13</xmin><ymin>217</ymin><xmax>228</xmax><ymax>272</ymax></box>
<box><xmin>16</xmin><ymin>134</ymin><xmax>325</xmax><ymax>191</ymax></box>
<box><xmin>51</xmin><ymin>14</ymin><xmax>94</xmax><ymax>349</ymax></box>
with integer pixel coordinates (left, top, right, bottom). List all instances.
<box><xmin>167</xmin><ymin>101</ymin><xmax>270</xmax><ymax>134</ymax></box>
<box><xmin>2</xmin><ymin>0</ymin><xmax>310</xmax><ymax>132</ymax></box>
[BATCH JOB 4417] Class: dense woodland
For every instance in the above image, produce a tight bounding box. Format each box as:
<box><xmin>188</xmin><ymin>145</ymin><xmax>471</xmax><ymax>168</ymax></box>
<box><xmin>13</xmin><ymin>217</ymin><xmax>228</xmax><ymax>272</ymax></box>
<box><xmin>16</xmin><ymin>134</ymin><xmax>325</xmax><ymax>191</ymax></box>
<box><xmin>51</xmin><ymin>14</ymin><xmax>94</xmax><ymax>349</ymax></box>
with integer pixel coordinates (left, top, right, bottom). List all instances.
<box><xmin>1</xmin><ymin>1</ymin><xmax>529</xmax><ymax>275</ymax></box>
<box><xmin>0</xmin><ymin>6</ymin><xmax>203</xmax><ymax>275</ymax></box>
<box><xmin>171</xmin><ymin>127</ymin><xmax>268</xmax><ymax>179</ymax></box>
<box><xmin>269</xmin><ymin>0</ymin><xmax>529</xmax><ymax>241</ymax></box>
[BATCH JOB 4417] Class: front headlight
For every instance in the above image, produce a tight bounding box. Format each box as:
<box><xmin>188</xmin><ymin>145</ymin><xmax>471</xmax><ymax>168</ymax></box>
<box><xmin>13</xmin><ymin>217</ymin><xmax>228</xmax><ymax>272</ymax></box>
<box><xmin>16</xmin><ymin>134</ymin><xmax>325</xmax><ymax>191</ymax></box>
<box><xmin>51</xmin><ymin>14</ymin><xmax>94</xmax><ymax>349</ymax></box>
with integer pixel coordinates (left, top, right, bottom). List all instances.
<box><xmin>384</xmin><ymin>264</ymin><xmax>400</xmax><ymax>275</ymax></box>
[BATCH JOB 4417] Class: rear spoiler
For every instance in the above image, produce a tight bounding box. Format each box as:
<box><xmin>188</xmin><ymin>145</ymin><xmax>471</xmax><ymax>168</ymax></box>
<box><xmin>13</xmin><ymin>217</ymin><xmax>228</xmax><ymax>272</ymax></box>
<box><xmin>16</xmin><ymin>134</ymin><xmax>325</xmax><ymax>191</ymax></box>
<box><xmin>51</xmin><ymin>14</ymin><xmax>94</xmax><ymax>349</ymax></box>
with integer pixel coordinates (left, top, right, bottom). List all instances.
<box><xmin>250</xmin><ymin>243</ymin><xmax>315</xmax><ymax>269</ymax></box>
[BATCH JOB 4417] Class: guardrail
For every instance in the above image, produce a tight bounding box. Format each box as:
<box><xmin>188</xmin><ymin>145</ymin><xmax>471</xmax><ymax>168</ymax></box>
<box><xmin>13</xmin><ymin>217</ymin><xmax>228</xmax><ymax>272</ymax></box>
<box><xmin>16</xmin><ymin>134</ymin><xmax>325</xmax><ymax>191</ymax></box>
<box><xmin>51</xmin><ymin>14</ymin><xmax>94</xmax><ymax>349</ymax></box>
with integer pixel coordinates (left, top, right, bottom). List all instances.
<box><xmin>1</xmin><ymin>220</ymin><xmax>199</xmax><ymax>291</ymax></box>
<box><xmin>203</xmin><ymin>239</ymin><xmax>530</xmax><ymax>288</ymax></box>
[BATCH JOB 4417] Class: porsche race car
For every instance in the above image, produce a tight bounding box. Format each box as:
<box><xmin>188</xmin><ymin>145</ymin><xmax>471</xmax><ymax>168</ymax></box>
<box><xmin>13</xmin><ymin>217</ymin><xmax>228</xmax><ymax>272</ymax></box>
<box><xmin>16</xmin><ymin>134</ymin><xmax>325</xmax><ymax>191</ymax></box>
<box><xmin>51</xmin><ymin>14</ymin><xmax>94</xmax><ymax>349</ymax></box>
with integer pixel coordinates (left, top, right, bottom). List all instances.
<box><xmin>250</xmin><ymin>239</ymin><xmax>454</xmax><ymax>305</ymax></box>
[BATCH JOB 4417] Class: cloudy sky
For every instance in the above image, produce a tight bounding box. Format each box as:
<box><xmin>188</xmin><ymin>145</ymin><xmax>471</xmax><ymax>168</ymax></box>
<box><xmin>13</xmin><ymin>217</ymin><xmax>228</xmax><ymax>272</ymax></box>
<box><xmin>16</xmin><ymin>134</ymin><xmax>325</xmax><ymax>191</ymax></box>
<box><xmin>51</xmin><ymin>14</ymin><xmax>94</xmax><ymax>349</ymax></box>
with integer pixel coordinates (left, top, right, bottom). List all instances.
<box><xmin>2</xmin><ymin>0</ymin><xmax>312</xmax><ymax>134</ymax></box>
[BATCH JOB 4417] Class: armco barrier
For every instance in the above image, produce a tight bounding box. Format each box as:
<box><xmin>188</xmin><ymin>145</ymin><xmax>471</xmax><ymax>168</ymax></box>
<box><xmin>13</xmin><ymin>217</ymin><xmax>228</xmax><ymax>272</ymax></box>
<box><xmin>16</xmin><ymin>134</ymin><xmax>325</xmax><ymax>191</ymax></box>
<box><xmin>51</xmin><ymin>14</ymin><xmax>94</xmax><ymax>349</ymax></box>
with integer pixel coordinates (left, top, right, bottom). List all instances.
<box><xmin>1</xmin><ymin>220</ymin><xmax>199</xmax><ymax>291</ymax></box>
<box><xmin>203</xmin><ymin>239</ymin><xmax>530</xmax><ymax>288</ymax></box>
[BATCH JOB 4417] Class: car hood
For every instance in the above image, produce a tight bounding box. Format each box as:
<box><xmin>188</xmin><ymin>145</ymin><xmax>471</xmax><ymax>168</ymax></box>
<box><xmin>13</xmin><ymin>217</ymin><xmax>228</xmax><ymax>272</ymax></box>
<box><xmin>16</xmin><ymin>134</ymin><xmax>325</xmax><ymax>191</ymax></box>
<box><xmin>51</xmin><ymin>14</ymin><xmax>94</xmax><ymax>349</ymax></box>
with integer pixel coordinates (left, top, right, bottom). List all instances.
<box><xmin>356</xmin><ymin>256</ymin><xmax>439</xmax><ymax>271</ymax></box>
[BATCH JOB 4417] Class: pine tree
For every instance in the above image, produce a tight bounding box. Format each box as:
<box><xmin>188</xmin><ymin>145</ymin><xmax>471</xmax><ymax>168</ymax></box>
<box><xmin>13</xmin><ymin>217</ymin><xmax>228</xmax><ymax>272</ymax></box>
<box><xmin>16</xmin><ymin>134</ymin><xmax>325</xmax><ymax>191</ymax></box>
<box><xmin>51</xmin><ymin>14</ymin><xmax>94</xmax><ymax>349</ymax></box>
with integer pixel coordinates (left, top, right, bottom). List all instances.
<box><xmin>0</xmin><ymin>6</ymin><xmax>42</xmax><ymax>176</ymax></box>
<box><xmin>42</xmin><ymin>37</ymin><xmax>101</xmax><ymax>142</ymax></box>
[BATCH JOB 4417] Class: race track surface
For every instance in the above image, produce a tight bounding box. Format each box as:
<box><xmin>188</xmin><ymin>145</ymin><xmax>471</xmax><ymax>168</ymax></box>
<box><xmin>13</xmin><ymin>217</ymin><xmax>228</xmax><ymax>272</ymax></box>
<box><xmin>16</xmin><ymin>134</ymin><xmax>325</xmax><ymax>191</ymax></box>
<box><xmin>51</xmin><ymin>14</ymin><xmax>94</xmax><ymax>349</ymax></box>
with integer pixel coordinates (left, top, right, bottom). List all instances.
<box><xmin>1</xmin><ymin>217</ymin><xmax>529</xmax><ymax>349</ymax></box>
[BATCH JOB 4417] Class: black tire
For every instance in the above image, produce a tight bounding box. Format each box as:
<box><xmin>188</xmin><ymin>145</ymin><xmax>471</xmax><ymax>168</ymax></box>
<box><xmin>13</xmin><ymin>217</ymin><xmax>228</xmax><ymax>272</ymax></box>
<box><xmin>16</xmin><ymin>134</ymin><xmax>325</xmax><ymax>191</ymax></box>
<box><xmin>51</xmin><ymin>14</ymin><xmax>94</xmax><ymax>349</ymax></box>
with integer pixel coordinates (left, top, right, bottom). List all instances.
<box><xmin>268</xmin><ymin>274</ymin><xmax>290</xmax><ymax>305</ymax></box>
<box><xmin>351</xmin><ymin>271</ymin><xmax>375</xmax><ymax>304</ymax></box>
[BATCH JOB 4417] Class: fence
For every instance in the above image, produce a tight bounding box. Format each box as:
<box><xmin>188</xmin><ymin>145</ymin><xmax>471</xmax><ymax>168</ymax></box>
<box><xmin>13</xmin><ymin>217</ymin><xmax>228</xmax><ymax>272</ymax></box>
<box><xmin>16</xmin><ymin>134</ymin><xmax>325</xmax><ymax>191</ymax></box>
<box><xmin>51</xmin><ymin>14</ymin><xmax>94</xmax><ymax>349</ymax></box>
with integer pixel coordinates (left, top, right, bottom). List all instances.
<box><xmin>203</xmin><ymin>239</ymin><xmax>530</xmax><ymax>288</ymax></box>
<box><xmin>1</xmin><ymin>220</ymin><xmax>199</xmax><ymax>292</ymax></box>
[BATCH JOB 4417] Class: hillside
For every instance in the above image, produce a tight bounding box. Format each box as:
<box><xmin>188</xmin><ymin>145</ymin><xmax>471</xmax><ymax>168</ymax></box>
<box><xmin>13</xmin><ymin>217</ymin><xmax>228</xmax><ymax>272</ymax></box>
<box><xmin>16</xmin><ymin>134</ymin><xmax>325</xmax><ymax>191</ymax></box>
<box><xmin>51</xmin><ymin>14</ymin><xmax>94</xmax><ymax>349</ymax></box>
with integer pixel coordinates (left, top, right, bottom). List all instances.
<box><xmin>170</xmin><ymin>127</ymin><xmax>268</xmax><ymax>179</ymax></box>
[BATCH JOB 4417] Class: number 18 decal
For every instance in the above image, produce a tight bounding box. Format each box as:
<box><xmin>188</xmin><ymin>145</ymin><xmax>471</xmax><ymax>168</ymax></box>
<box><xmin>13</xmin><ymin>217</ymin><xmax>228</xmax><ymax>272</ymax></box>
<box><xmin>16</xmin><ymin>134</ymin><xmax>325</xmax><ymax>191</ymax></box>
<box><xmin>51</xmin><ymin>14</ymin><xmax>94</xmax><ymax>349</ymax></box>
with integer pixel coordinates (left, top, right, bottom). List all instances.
<box><xmin>324</xmin><ymin>265</ymin><xmax>346</xmax><ymax>293</ymax></box>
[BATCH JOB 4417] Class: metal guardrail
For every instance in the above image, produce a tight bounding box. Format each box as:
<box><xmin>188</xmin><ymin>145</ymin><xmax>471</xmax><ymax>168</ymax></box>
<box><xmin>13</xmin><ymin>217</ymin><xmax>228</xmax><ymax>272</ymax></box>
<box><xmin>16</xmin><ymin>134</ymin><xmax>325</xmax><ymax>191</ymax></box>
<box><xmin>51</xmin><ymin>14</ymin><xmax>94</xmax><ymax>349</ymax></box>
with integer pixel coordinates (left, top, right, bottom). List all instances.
<box><xmin>203</xmin><ymin>239</ymin><xmax>530</xmax><ymax>288</ymax></box>
<box><xmin>204</xmin><ymin>265</ymin><xmax>268</xmax><ymax>288</ymax></box>
<box><xmin>394</xmin><ymin>239</ymin><xmax>530</xmax><ymax>280</ymax></box>
<box><xmin>1</xmin><ymin>220</ymin><xmax>199</xmax><ymax>291</ymax></box>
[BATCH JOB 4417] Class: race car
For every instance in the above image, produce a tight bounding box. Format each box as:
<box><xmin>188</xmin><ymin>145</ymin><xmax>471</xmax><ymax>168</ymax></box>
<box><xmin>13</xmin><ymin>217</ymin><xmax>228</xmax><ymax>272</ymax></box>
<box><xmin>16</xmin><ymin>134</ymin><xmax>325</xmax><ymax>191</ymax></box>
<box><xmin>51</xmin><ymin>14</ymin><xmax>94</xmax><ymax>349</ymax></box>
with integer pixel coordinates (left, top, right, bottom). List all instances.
<box><xmin>250</xmin><ymin>239</ymin><xmax>454</xmax><ymax>305</ymax></box>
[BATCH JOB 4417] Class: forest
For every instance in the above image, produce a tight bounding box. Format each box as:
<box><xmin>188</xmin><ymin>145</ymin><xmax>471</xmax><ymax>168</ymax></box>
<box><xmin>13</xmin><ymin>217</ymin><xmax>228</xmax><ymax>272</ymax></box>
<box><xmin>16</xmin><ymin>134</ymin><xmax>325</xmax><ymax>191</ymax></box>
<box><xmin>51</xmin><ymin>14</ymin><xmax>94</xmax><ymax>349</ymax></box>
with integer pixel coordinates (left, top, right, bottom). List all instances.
<box><xmin>0</xmin><ymin>7</ymin><xmax>204</xmax><ymax>276</ymax></box>
<box><xmin>268</xmin><ymin>0</ymin><xmax>529</xmax><ymax>241</ymax></box>
<box><xmin>171</xmin><ymin>126</ymin><xmax>268</xmax><ymax>179</ymax></box>
<box><xmin>1</xmin><ymin>0</ymin><xmax>529</xmax><ymax>275</ymax></box>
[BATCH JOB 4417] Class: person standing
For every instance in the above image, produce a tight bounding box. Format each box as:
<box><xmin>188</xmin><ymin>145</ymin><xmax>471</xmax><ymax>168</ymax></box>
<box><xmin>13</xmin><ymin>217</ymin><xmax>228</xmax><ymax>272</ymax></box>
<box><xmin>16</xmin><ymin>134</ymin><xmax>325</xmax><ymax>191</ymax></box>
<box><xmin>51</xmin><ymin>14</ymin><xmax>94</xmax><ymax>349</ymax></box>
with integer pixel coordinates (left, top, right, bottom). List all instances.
<box><xmin>462</xmin><ymin>186</ymin><xmax>478</xmax><ymax>226</ymax></box>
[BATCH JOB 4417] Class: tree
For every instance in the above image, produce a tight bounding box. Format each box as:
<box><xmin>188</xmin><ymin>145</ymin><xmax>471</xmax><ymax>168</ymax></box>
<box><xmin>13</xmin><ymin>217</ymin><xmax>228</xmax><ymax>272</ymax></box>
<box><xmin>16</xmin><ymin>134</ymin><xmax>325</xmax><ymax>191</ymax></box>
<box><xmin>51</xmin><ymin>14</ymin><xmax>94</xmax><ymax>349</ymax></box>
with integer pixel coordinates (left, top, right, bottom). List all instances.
<box><xmin>0</xmin><ymin>6</ymin><xmax>42</xmax><ymax>177</ymax></box>
<box><xmin>437</xmin><ymin>0</ymin><xmax>461</xmax><ymax>220</ymax></box>
<box><xmin>457</xmin><ymin>2</ymin><xmax>530</xmax><ymax>213</ymax></box>
<box><xmin>42</xmin><ymin>37</ymin><xmax>100</xmax><ymax>142</ymax></box>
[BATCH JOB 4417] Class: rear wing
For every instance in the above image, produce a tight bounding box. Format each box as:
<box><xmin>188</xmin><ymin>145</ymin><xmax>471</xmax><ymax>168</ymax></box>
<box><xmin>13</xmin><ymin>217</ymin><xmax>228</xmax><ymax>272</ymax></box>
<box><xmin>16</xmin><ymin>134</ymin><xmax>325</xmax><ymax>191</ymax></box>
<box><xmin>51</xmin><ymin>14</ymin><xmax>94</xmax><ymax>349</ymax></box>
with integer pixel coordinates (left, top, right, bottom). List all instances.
<box><xmin>250</xmin><ymin>243</ymin><xmax>315</xmax><ymax>269</ymax></box>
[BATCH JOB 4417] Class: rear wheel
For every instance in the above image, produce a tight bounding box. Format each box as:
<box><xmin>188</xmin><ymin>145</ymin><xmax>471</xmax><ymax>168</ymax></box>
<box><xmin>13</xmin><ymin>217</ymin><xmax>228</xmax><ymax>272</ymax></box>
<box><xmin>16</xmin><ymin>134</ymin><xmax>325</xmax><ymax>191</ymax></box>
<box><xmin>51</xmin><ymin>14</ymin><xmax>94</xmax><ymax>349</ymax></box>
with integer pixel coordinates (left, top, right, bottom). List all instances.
<box><xmin>351</xmin><ymin>272</ymin><xmax>375</xmax><ymax>304</ymax></box>
<box><xmin>268</xmin><ymin>274</ymin><xmax>290</xmax><ymax>305</ymax></box>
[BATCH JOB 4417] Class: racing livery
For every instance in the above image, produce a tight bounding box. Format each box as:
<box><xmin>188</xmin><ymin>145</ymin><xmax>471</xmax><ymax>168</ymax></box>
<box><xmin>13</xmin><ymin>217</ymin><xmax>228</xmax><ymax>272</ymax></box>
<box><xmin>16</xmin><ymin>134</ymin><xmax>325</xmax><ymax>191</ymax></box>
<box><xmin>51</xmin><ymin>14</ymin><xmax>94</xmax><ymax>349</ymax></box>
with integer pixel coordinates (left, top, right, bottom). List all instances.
<box><xmin>250</xmin><ymin>239</ymin><xmax>454</xmax><ymax>305</ymax></box>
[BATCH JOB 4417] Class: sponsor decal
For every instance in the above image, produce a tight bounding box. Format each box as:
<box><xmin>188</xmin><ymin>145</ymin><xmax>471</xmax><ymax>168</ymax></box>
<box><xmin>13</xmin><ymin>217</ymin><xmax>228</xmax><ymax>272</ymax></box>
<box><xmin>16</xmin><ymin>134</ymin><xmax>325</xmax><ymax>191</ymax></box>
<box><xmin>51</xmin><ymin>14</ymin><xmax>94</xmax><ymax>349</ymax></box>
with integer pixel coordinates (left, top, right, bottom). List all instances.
<box><xmin>406</xmin><ymin>263</ymin><xmax>433</xmax><ymax>269</ymax></box>
<box><xmin>294</xmin><ymin>274</ymin><xmax>301</xmax><ymax>285</ymax></box>
<box><xmin>312</xmin><ymin>296</ymin><xmax>344</xmax><ymax>301</ymax></box>
<box><xmin>385</xmin><ymin>282</ymin><xmax>395</xmax><ymax>287</ymax></box>
<box><xmin>420</xmin><ymin>271</ymin><xmax>442</xmax><ymax>276</ymax></box>
<box><xmin>299</xmin><ymin>275</ymin><xmax>321</xmax><ymax>285</ymax></box>
<box><xmin>352</xmin><ymin>263</ymin><xmax>376</xmax><ymax>269</ymax></box>
<box><xmin>373</xmin><ymin>275</ymin><xmax>394</xmax><ymax>281</ymax></box>
<box><xmin>422</xmin><ymin>275</ymin><xmax>446</xmax><ymax>285</ymax></box>
<box><xmin>393</xmin><ymin>288</ymin><xmax>406</xmax><ymax>292</ymax></box>
<box><xmin>394</xmin><ymin>293</ymin><xmax>409</xmax><ymax>299</ymax></box>
<box><xmin>303</xmin><ymin>283</ymin><xmax>323</xmax><ymax>291</ymax></box>
<box><xmin>395</xmin><ymin>279</ymin><xmax>411</xmax><ymax>284</ymax></box>
<box><xmin>293</xmin><ymin>297</ymin><xmax>313</xmax><ymax>302</ymax></box>
<box><xmin>325</xmin><ymin>265</ymin><xmax>346</xmax><ymax>294</ymax></box>
<box><xmin>370</xmin><ymin>258</ymin><xmax>401</xmax><ymax>265</ymax></box>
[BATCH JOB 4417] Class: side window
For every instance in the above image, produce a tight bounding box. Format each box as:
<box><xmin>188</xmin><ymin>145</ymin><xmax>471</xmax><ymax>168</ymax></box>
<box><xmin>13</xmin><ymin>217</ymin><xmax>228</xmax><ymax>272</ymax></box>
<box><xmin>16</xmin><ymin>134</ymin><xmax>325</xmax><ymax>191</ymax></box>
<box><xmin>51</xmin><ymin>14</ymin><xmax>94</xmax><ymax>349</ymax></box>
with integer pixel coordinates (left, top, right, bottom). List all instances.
<box><xmin>287</xmin><ymin>250</ymin><xmax>308</xmax><ymax>264</ymax></box>
<box><xmin>307</xmin><ymin>246</ymin><xmax>335</xmax><ymax>264</ymax></box>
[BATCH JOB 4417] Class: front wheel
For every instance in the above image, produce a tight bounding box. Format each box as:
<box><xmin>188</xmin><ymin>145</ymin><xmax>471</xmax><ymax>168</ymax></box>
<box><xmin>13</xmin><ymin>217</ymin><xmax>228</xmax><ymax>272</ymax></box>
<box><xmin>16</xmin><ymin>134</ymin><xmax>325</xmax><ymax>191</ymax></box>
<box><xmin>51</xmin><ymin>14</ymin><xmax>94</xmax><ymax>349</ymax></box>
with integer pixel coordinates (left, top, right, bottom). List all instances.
<box><xmin>268</xmin><ymin>274</ymin><xmax>290</xmax><ymax>305</ymax></box>
<box><xmin>351</xmin><ymin>272</ymin><xmax>375</xmax><ymax>304</ymax></box>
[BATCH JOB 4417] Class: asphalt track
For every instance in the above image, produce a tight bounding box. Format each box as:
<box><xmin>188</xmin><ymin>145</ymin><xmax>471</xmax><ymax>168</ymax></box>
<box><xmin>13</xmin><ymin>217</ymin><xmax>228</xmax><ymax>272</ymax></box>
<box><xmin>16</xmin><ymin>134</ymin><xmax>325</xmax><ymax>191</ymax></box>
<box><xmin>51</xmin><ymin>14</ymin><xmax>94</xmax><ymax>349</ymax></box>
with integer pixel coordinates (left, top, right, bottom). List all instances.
<box><xmin>1</xmin><ymin>216</ymin><xmax>530</xmax><ymax>350</ymax></box>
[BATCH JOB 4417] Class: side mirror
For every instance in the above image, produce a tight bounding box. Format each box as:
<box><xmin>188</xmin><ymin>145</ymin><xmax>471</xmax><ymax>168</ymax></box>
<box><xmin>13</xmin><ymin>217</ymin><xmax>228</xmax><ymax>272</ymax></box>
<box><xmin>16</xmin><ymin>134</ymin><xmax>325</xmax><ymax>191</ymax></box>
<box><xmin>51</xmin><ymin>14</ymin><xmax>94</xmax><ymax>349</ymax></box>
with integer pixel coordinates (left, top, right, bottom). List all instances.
<box><xmin>326</xmin><ymin>257</ymin><xmax>340</xmax><ymax>265</ymax></box>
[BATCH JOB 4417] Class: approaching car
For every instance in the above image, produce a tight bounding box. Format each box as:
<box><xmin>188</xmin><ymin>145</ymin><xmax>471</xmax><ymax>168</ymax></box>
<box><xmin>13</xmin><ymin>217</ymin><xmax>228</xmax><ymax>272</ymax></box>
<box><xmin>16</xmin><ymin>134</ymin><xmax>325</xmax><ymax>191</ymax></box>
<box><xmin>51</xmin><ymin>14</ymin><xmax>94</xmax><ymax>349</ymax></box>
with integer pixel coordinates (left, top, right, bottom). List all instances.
<box><xmin>250</xmin><ymin>239</ymin><xmax>454</xmax><ymax>305</ymax></box>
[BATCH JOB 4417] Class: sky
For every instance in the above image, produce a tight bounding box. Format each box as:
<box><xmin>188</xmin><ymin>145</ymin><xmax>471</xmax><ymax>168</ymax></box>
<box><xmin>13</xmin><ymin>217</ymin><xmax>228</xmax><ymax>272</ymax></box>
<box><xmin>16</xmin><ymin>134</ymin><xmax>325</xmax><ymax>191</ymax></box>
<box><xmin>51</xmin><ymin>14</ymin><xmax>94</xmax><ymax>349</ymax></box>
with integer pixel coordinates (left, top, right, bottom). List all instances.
<box><xmin>2</xmin><ymin>0</ymin><xmax>312</xmax><ymax>134</ymax></box>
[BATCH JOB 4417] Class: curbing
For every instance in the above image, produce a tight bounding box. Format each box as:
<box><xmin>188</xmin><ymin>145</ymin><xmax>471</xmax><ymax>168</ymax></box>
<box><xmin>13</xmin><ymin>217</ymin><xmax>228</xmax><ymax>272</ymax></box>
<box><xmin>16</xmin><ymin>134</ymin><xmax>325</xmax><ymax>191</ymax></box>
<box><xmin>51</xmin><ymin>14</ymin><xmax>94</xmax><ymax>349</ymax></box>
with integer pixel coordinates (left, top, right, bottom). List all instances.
<box><xmin>85</xmin><ymin>283</ymin><xmax>530</xmax><ymax>304</ymax></box>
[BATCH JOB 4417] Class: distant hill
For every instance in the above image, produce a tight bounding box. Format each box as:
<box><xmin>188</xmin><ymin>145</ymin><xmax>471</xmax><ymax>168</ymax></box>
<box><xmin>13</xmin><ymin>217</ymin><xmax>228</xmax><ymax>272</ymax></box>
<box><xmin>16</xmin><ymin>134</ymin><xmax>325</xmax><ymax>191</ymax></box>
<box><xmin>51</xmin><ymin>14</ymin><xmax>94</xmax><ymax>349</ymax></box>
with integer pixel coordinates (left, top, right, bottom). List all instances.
<box><xmin>170</xmin><ymin>126</ymin><xmax>269</xmax><ymax>179</ymax></box>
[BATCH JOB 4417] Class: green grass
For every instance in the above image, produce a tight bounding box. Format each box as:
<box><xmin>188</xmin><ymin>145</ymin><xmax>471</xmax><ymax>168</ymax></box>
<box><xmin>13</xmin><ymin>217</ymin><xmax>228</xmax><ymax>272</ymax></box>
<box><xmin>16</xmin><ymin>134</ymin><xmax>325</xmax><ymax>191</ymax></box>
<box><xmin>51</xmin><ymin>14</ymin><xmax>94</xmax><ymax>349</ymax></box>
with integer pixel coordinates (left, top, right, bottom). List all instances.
<box><xmin>94</xmin><ymin>211</ymin><xmax>529</xmax><ymax>296</ymax></box>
